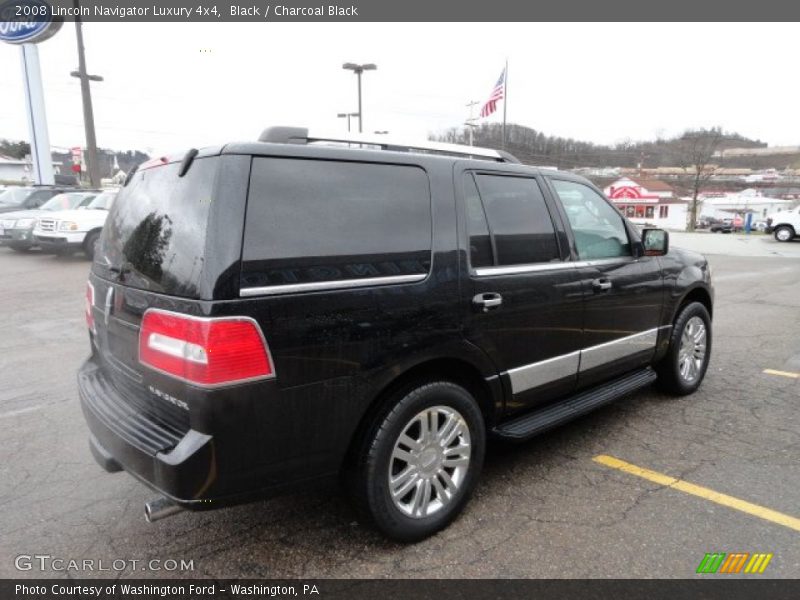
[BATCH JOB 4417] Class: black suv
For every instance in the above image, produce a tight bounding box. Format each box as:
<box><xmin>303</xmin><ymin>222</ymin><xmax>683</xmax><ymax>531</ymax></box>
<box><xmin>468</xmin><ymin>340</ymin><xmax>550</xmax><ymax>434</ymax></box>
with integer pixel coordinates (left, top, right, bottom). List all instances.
<box><xmin>79</xmin><ymin>128</ymin><xmax>713</xmax><ymax>541</ymax></box>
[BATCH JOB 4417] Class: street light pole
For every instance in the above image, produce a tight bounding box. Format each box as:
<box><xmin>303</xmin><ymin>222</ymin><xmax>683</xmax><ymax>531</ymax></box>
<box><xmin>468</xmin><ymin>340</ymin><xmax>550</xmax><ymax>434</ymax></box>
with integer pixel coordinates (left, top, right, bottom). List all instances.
<box><xmin>72</xmin><ymin>0</ymin><xmax>102</xmax><ymax>188</ymax></box>
<box><xmin>342</xmin><ymin>63</ymin><xmax>376</xmax><ymax>133</ymax></box>
<box><xmin>356</xmin><ymin>71</ymin><xmax>362</xmax><ymax>133</ymax></box>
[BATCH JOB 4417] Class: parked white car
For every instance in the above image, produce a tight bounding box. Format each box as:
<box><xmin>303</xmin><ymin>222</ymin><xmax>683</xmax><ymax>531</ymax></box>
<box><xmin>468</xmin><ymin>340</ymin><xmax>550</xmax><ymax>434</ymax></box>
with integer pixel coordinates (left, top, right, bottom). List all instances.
<box><xmin>33</xmin><ymin>189</ymin><xmax>118</xmax><ymax>259</ymax></box>
<box><xmin>766</xmin><ymin>206</ymin><xmax>800</xmax><ymax>242</ymax></box>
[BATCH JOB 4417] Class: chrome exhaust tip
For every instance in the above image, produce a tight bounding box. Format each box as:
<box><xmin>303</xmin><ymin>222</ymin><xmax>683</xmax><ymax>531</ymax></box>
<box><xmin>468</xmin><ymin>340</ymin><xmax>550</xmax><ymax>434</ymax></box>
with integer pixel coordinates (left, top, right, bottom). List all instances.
<box><xmin>144</xmin><ymin>497</ymin><xmax>183</xmax><ymax>523</ymax></box>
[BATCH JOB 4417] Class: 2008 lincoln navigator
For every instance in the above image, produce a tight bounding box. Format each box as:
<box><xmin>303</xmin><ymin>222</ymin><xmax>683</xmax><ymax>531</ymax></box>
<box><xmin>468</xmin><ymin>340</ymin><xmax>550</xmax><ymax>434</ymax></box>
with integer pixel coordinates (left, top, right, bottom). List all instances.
<box><xmin>79</xmin><ymin>127</ymin><xmax>713</xmax><ymax>541</ymax></box>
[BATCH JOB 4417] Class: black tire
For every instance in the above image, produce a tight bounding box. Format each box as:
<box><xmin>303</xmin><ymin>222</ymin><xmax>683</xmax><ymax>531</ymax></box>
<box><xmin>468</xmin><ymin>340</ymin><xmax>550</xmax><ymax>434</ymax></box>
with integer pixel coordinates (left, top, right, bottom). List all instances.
<box><xmin>774</xmin><ymin>225</ymin><xmax>795</xmax><ymax>243</ymax></box>
<box><xmin>655</xmin><ymin>302</ymin><xmax>712</xmax><ymax>396</ymax></box>
<box><xmin>83</xmin><ymin>231</ymin><xmax>100</xmax><ymax>260</ymax></box>
<box><xmin>349</xmin><ymin>380</ymin><xmax>485</xmax><ymax>542</ymax></box>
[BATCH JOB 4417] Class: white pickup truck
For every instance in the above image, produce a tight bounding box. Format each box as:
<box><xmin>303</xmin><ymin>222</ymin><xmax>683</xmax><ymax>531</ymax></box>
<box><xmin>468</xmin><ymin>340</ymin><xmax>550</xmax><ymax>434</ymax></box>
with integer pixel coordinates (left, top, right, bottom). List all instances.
<box><xmin>766</xmin><ymin>205</ymin><xmax>800</xmax><ymax>242</ymax></box>
<box><xmin>33</xmin><ymin>189</ymin><xmax>118</xmax><ymax>259</ymax></box>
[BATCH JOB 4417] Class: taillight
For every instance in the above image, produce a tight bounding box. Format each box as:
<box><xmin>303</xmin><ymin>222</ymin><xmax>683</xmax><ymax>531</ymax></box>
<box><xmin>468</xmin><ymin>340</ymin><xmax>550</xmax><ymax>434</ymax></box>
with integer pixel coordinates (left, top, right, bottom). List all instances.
<box><xmin>138</xmin><ymin>309</ymin><xmax>274</xmax><ymax>387</ymax></box>
<box><xmin>85</xmin><ymin>281</ymin><xmax>95</xmax><ymax>333</ymax></box>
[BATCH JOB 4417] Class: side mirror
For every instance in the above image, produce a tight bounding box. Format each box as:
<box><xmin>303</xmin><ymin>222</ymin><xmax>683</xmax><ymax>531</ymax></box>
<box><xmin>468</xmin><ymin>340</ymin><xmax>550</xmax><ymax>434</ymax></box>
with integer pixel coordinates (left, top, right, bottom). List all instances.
<box><xmin>642</xmin><ymin>228</ymin><xmax>669</xmax><ymax>256</ymax></box>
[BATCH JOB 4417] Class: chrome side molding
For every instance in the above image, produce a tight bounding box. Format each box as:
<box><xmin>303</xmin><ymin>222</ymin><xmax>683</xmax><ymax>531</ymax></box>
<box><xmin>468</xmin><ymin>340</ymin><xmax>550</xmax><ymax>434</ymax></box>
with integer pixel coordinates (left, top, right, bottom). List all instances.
<box><xmin>240</xmin><ymin>273</ymin><xmax>427</xmax><ymax>297</ymax></box>
<box><xmin>505</xmin><ymin>327</ymin><xmax>667</xmax><ymax>394</ymax></box>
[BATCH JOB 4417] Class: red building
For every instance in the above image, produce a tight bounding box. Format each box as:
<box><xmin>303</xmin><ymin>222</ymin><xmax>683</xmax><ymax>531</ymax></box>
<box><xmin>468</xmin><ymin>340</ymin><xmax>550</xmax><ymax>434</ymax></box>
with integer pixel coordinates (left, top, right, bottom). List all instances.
<box><xmin>603</xmin><ymin>177</ymin><xmax>688</xmax><ymax>230</ymax></box>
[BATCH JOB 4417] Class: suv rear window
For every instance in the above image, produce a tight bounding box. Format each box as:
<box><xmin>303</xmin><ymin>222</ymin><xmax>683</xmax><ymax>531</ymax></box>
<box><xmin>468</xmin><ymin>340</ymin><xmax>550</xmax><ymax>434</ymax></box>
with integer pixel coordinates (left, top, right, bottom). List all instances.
<box><xmin>241</xmin><ymin>158</ymin><xmax>432</xmax><ymax>289</ymax></box>
<box><xmin>94</xmin><ymin>157</ymin><xmax>219</xmax><ymax>298</ymax></box>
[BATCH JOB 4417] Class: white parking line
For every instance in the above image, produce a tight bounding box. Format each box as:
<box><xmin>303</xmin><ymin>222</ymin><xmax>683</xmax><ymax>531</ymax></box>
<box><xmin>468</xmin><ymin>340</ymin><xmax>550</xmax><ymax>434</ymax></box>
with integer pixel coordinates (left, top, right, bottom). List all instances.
<box><xmin>0</xmin><ymin>405</ymin><xmax>45</xmax><ymax>419</ymax></box>
<box><xmin>763</xmin><ymin>369</ymin><xmax>799</xmax><ymax>380</ymax></box>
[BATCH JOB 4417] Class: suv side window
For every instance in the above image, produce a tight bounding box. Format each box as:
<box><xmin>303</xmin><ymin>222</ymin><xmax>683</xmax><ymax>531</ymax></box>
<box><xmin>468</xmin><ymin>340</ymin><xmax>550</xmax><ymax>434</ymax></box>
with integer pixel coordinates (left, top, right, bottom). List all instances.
<box><xmin>242</xmin><ymin>158</ymin><xmax>432</xmax><ymax>288</ymax></box>
<box><xmin>472</xmin><ymin>174</ymin><xmax>559</xmax><ymax>267</ymax></box>
<box><xmin>551</xmin><ymin>179</ymin><xmax>631</xmax><ymax>260</ymax></box>
<box><xmin>462</xmin><ymin>173</ymin><xmax>493</xmax><ymax>268</ymax></box>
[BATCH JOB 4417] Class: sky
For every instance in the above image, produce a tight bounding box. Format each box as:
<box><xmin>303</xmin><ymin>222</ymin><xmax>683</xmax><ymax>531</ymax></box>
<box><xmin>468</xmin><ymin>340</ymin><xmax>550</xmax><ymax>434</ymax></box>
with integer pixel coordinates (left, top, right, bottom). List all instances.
<box><xmin>1</xmin><ymin>22</ymin><xmax>798</xmax><ymax>157</ymax></box>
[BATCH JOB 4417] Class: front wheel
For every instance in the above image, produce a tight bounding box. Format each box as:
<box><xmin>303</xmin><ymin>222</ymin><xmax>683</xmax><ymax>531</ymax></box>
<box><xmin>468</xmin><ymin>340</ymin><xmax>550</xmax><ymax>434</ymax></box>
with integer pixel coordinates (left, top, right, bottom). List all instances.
<box><xmin>83</xmin><ymin>231</ymin><xmax>100</xmax><ymax>260</ymax></box>
<box><xmin>656</xmin><ymin>302</ymin><xmax>712</xmax><ymax>395</ymax></box>
<box><xmin>350</xmin><ymin>381</ymin><xmax>485</xmax><ymax>542</ymax></box>
<box><xmin>774</xmin><ymin>225</ymin><xmax>795</xmax><ymax>243</ymax></box>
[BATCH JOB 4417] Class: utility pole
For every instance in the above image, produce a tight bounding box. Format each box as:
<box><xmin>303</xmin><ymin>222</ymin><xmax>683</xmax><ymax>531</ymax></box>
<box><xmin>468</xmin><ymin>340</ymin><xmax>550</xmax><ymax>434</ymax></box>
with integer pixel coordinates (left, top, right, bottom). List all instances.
<box><xmin>71</xmin><ymin>0</ymin><xmax>103</xmax><ymax>188</ymax></box>
<box><xmin>342</xmin><ymin>63</ymin><xmax>376</xmax><ymax>133</ymax></box>
<box><xmin>465</xmin><ymin>100</ymin><xmax>479</xmax><ymax>146</ymax></box>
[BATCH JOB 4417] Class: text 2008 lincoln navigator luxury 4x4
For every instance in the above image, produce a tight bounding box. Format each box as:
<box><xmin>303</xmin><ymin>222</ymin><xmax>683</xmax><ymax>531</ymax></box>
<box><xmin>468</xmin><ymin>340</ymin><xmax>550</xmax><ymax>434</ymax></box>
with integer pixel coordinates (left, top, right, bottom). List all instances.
<box><xmin>79</xmin><ymin>127</ymin><xmax>713</xmax><ymax>541</ymax></box>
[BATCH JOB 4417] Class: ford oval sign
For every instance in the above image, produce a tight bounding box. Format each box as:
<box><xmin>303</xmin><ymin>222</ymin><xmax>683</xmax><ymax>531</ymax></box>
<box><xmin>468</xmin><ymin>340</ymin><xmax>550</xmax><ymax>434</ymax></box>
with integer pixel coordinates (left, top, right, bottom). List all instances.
<box><xmin>0</xmin><ymin>0</ymin><xmax>62</xmax><ymax>45</ymax></box>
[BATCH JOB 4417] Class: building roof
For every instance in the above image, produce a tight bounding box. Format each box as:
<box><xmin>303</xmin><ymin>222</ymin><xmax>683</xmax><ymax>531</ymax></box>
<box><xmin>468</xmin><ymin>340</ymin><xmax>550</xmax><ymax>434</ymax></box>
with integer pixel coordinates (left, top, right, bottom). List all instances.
<box><xmin>625</xmin><ymin>178</ymin><xmax>675</xmax><ymax>192</ymax></box>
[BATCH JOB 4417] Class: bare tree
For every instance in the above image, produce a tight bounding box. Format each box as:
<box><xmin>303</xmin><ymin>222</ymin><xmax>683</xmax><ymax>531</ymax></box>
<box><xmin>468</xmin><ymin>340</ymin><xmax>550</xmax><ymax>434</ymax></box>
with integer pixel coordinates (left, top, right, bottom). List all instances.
<box><xmin>673</xmin><ymin>128</ymin><xmax>725</xmax><ymax>231</ymax></box>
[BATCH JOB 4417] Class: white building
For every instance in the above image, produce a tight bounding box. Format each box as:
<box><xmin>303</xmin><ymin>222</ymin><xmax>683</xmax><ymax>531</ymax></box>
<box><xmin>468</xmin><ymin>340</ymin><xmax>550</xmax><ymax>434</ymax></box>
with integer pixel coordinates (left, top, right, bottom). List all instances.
<box><xmin>603</xmin><ymin>177</ymin><xmax>688</xmax><ymax>231</ymax></box>
<box><xmin>699</xmin><ymin>189</ymin><xmax>794</xmax><ymax>221</ymax></box>
<box><xmin>0</xmin><ymin>154</ymin><xmax>63</xmax><ymax>184</ymax></box>
<box><xmin>0</xmin><ymin>155</ymin><xmax>30</xmax><ymax>183</ymax></box>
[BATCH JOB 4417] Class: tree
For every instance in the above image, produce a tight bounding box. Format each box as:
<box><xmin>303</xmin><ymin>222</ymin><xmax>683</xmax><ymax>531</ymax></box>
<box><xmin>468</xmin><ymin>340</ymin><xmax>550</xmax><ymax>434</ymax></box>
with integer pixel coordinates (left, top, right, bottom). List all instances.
<box><xmin>673</xmin><ymin>128</ymin><xmax>725</xmax><ymax>231</ymax></box>
<box><xmin>0</xmin><ymin>139</ymin><xmax>31</xmax><ymax>159</ymax></box>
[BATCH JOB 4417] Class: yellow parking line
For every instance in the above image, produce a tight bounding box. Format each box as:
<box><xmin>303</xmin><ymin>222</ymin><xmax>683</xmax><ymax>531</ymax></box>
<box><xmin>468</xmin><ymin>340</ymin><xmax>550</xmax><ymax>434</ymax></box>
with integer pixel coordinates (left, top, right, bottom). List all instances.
<box><xmin>593</xmin><ymin>455</ymin><xmax>800</xmax><ymax>533</ymax></box>
<box><xmin>763</xmin><ymin>369</ymin><xmax>799</xmax><ymax>379</ymax></box>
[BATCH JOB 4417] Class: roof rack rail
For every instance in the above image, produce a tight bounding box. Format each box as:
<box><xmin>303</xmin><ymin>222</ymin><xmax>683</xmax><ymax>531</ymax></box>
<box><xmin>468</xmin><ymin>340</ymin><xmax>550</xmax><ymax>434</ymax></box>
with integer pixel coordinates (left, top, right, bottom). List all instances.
<box><xmin>257</xmin><ymin>126</ymin><xmax>521</xmax><ymax>163</ymax></box>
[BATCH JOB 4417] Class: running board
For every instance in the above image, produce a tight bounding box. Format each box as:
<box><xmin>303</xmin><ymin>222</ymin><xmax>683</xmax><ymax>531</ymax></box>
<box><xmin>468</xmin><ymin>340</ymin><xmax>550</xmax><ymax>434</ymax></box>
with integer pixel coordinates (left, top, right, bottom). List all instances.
<box><xmin>492</xmin><ymin>367</ymin><xmax>657</xmax><ymax>441</ymax></box>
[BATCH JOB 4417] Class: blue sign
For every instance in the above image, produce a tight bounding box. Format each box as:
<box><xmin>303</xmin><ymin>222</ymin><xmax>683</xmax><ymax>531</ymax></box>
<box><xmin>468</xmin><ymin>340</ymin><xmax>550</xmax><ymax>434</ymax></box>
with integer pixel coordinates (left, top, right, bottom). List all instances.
<box><xmin>0</xmin><ymin>0</ymin><xmax>61</xmax><ymax>45</ymax></box>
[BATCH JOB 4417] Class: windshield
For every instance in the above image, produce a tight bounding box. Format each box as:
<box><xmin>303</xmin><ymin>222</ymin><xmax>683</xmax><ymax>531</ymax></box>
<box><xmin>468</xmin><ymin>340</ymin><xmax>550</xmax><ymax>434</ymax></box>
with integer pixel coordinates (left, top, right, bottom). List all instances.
<box><xmin>0</xmin><ymin>188</ymin><xmax>33</xmax><ymax>206</ymax></box>
<box><xmin>85</xmin><ymin>191</ymin><xmax>117</xmax><ymax>210</ymax></box>
<box><xmin>41</xmin><ymin>193</ymin><xmax>96</xmax><ymax>211</ymax></box>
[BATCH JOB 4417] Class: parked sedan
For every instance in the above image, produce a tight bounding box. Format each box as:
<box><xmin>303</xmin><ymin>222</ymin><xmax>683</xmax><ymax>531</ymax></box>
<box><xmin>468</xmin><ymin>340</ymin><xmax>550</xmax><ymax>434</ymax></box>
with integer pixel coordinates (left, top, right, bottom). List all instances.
<box><xmin>0</xmin><ymin>186</ymin><xmax>76</xmax><ymax>214</ymax></box>
<box><xmin>0</xmin><ymin>192</ymin><xmax>97</xmax><ymax>251</ymax></box>
<box><xmin>709</xmin><ymin>221</ymin><xmax>733</xmax><ymax>233</ymax></box>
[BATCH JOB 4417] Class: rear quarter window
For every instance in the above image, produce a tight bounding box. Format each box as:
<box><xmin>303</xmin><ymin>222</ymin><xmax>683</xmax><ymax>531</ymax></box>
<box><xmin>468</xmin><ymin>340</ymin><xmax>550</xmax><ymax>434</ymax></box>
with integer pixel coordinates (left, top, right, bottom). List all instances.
<box><xmin>95</xmin><ymin>157</ymin><xmax>219</xmax><ymax>298</ymax></box>
<box><xmin>241</xmin><ymin>158</ymin><xmax>432</xmax><ymax>290</ymax></box>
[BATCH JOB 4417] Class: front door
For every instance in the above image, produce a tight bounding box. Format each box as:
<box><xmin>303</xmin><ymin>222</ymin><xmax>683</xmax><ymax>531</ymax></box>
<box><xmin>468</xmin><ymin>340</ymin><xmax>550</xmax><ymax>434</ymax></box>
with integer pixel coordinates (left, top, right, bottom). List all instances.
<box><xmin>547</xmin><ymin>177</ymin><xmax>665</xmax><ymax>389</ymax></box>
<box><xmin>458</xmin><ymin>168</ymin><xmax>584</xmax><ymax>414</ymax></box>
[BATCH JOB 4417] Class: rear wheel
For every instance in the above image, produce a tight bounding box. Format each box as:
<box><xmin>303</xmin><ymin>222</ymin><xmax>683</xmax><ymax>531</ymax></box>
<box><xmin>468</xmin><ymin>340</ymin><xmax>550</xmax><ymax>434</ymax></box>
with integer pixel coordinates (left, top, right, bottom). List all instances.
<box><xmin>350</xmin><ymin>380</ymin><xmax>485</xmax><ymax>542</ymax></box>
<box><xmin>656</xmin><ymin>302</ymin><xmax>712</xmax><ymax>395</ymax></box>
<box><xmin>774</xmin><ymin>225</ymin><xmax>795</xmax><ymax>242</ymax></box>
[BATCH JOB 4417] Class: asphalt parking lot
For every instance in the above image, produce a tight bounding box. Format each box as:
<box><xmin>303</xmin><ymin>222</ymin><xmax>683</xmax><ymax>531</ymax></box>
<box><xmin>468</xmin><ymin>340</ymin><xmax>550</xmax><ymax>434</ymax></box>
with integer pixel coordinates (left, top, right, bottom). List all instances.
<box><xmin>0</xmin><ymin>234</ymin><xmax>798</xmax><ymax>579</ymax></box>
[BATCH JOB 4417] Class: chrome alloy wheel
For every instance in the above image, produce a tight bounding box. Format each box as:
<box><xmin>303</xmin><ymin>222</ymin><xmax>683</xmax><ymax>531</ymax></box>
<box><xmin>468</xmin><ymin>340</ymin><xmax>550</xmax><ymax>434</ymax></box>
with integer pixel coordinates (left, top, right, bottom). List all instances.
<box><xmin>678</xmin><ymin>316</ymin><xmax>707</xmax><ymax>383</ymax></box>
<box><xmin>388</xmin><ymin>405</ymin><xmax>471</xmax><ymax>519</ymax></box>
<box><xmin>776</xmin><ymin>227</ymin><xmax>793</xmax><ymax>242</ymax></box>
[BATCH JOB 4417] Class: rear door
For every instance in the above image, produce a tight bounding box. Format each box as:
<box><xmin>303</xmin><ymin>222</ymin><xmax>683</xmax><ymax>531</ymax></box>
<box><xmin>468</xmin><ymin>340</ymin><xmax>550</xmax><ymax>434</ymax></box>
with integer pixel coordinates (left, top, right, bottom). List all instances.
<box><xmin>457</xmin><ymin>166</ymin><xmax>584</xmax><ymax>414</ymax></box>
<box><xmin>546</xmin><ymin>177</ymin><xmax>665</xmax><ymax>388</ymax></box>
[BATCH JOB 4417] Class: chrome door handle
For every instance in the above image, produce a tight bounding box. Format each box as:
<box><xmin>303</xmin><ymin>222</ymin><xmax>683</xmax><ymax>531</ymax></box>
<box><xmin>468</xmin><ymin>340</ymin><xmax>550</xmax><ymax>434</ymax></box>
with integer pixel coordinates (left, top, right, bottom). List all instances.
<box><xmin>473</xmin><ymin>292</ymin><xmax>503</xmax><ymax>312</ymax></box>
<box><xmin>592</xmin><ymin>278</ymin><xmax>613</xmax><ymax>292</ymax></box>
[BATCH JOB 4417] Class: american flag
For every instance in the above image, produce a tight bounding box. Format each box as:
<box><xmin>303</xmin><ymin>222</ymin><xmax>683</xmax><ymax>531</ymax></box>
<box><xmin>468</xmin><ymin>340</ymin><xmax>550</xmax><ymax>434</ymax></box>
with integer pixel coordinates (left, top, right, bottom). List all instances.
<box><xmin>480</xmin><ymin>67</ymin><xmax>506</xmax><ymax>118</ymax></box>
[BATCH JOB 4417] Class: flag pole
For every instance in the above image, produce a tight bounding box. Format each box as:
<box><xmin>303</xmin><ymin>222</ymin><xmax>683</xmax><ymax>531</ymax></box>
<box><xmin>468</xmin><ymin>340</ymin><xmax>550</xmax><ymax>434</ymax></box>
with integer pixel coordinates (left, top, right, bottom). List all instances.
<box><xmin>502</xmin><ymin>59</ymin><xmax>508</xmax><ymax>150</ymax></box>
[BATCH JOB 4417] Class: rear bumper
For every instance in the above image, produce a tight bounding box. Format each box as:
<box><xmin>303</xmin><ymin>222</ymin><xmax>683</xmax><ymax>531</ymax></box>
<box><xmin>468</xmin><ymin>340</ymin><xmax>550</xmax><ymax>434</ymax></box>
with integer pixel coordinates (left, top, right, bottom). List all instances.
<box><xmin>78</xmin><ymin>358</ymin><xmax>215</xmax><ymax>508</ymax></box>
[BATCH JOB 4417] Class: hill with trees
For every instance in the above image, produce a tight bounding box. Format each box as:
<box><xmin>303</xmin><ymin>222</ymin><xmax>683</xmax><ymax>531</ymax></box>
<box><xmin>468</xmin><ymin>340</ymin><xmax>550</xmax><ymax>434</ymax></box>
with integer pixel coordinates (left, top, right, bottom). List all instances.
<box><xmin>432</xmin><ymin>124</ymin><xmax>799</xmax><ymax>170</ymax></box>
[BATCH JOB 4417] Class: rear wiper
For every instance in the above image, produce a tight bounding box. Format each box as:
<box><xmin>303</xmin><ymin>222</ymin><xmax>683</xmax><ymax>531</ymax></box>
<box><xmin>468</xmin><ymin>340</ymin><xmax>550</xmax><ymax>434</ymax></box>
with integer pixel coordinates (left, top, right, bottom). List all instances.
<box><xmin>108</xmin><ymin>263</ymin><xmax>131</xmax><ymax>280</ymax></box>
